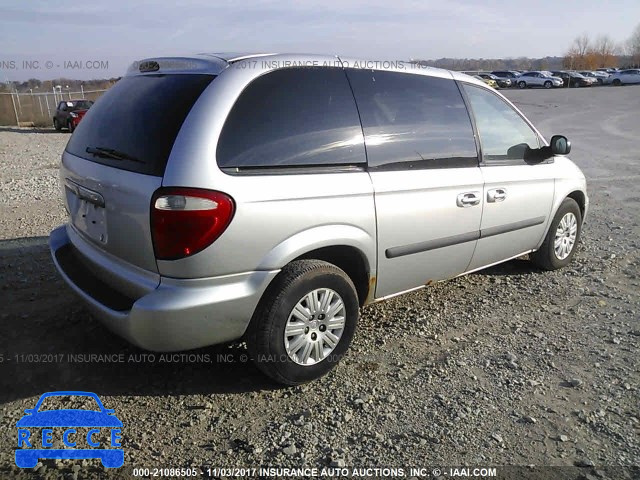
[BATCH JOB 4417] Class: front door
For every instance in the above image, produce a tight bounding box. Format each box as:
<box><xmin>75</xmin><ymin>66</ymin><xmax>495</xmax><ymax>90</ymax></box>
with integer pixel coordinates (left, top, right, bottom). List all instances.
<box><xmin>461</xmin><ymin>83</ymin><xmax>555</xmax><ymax>271</ymax></box>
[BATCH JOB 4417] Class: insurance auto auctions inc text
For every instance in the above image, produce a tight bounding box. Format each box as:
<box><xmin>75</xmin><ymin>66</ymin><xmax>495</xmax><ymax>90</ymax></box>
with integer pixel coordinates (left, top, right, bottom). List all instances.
<box><xmin>205</xmin><ymin>467</ymin><xmax>497</xmax><ymax>477</ymax></box>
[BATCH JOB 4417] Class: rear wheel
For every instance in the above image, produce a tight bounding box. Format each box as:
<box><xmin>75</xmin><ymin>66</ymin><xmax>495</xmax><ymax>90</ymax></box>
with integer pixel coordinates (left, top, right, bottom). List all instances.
<box><xmin>518</xmin><ymin>81</ymin><xmax>526</xmax><ymax>89</ymax></box>
<box><xmin>544</xmin><ymin>80</ymin><xmax>552</xmax><ymax>89</ymax></box>
<box><xmin>531</xmin><ymin>198</ymin><xmax>582</xmax><ymax>270</ymax></box>
<box><xmin>247</xmin><ymin>260</ymin><xmax>359</xmax><ymax>385</ymax></box>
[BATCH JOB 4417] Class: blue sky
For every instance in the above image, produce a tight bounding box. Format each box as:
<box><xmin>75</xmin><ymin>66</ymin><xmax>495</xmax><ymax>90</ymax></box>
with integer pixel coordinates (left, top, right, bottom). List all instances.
<box><xmin>1</xmin><ymin>0</ymin><xmax>639</xmax><ymax>80</ymax></box>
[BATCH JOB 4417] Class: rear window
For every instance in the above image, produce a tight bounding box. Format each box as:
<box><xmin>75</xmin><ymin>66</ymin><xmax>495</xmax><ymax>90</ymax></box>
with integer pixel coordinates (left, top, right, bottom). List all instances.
<box><xmin>69</xmin><ymin>100</ymin><xmax>93</xmax><ymax>110</ymax></box>
<box><xmin>66</xmin><ymin>74</ymin><xmax>214</xmax><ymax>176</ymax></box>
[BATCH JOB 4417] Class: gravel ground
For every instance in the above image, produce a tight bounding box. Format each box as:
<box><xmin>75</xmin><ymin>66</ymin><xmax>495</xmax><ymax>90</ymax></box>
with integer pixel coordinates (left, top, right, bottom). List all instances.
<box><xmin>0</xmin><ymin>85</ymin><xmax>639</xmax><ymax>480</ymax></box>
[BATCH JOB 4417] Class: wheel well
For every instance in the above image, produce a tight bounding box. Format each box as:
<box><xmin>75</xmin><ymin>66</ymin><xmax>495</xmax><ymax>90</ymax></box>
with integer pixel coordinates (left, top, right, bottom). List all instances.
<box><xmin>567</xmin><ymin>190</ymin><xmax>586</xmax><ymax>219</ymax></box>
<box><xmin>294</xmin><ymin>246</ymin><xmax>370</xmax><ymax>306</ymax></box>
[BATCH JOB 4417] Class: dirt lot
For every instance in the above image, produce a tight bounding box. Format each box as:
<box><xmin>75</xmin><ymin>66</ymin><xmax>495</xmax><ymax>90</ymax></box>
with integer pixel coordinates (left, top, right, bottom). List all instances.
<box><xmin>0</xmin><ymin>86</ymin><xmax>639</xmax><ymax>479</ymax></box>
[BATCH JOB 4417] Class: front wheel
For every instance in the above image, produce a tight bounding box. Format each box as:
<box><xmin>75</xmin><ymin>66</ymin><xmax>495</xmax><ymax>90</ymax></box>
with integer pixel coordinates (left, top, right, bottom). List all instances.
<box><xmin>612</xmin><ymin>79</ymin><xmax>622</xmax><ymax>86</ymax></box>
<box><xmin>518</xmin><ymin>81</ymin><xmax>526</xmax><ymax>89</ymax></box>
<box><xmin>544</xmin><ymin>80</ymin><xmax>552</xmax><ymax>89</ymax></box>
<box><xmin>53</xmin><ymin>118</ymin><xmax>61</xmax><ymax>131</ymax></box>
<box><xmin>67</xmin><ymin>120</ymin><xmax>75</xmax><ymax>133</ymax></box>
<box><xmin>531</xmin><ymin>198</ymin><xmax>582</xmax><ymax>270</ymax></box>
<box><xmin>247</xmin><ymin>260</ymin><xmax>359</xmax><ymax>385</ymax></box>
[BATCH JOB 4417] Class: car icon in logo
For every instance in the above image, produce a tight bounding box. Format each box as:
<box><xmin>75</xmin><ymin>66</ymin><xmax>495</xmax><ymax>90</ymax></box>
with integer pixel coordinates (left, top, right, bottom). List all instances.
<box><xmin>16</xmin><ymin>391</ymin><xmax>123</xmax><ymax>469</ymax></box>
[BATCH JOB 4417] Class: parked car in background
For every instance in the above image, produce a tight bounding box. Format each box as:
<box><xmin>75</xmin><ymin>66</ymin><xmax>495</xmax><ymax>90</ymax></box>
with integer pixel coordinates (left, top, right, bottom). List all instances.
<box><xmin>551</xmin><ymin>71</ymin><xmax>597</xmax><ymax>88</ymax></box>
<box><xmin>491</xmin><ymin>70</ymin><xmax>520</xmax><ymax>85</ymax></box>
<box><xmin>54</xmin><ymin>100</ymin><xmax>94</xmax><ymax>132</ymax></box>
<box><xmin>596</xmin><ymin>68</ymin><xmax>618</xmax><ymax>75</ymax></box>
<box><xmin>474</xmin><ymin>74</ymin><xmax>498</xmax><ymax>89</ymax></box>
<box><xmin>516</xmin><ymin>71</ymin><xmax>563</xmax><ymax>89</ymax></box>
<box><xmin>478</xmin><ymin>73</ymin><xmax>511</xmax><ymax>88</ymax></box>
<box><xmin>579</xmin><ymin>70</ymin><xmax>608</xmax><ymax>85</ymax></box>
<box><xmin>607</xmin><ymin>69</ymin><xmax>640</xmax><ymax>86</ymax></box>
<box><xmin>49</xmin><ymin>53</ymin><xmax>588</xmax><ymax>385</ymax></box>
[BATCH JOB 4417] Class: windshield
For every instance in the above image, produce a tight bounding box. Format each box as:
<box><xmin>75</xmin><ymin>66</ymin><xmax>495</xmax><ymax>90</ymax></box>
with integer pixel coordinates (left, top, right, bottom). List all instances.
<box><xmin>37</xmin><ymin>395</ymin><xmax>101</xmax><ymax>412</ymax></box>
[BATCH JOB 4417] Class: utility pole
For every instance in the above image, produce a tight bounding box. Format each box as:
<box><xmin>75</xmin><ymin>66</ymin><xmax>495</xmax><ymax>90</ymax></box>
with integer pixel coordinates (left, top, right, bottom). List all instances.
<box><xmin>10</xmin><ymin>92</ymin><xmax>20</xmax><ymax>126</ymax></box>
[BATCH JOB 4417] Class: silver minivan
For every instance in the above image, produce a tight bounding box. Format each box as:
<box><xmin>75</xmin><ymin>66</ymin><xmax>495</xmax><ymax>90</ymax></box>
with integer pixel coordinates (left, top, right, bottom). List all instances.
<box><xmin>50</xmin><ymin>53</ymin><xmax>588</xmax><ymax>384</ymax></box>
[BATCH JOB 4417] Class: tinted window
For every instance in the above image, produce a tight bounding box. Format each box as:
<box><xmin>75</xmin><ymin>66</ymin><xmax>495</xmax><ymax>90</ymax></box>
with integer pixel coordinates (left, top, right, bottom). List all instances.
<box><xmin>463</xmin><ymin>84</ymin><xmax>541</xmax><ymax>165</ymax></box>
<box><xmin>66</xmin><ymin>74</ymin><xmax>214</xmax><ymax>176</ymax></box>
<box><xmin>217</xmin><ymin>67</ymin><xmax>365</xmax><ymax>169</ymax></box>
<box><xmin>345</xmin><ymin>69</ymin><xmax>478</xmax><ymax>169</ymax></box>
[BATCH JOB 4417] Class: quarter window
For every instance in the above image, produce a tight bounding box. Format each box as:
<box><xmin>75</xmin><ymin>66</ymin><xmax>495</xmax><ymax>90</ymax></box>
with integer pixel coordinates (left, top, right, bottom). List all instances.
<box><xmin>217</xmin><ymin>67</ymin><xmax>365</xmax><ymax>169</ymax></box>
<box><xmin>345</xmin><ymin>69</ymin><xmax>478</xmax><ymax>169</ymax></box>
<box><xmin>463</xmin><ymin>84</ymin><xmax>541</xmax><ymax>165</ymax></box>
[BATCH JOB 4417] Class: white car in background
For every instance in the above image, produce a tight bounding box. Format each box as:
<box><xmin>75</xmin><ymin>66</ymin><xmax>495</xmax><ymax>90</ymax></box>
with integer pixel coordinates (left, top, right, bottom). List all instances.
<box><xmin>516</xmin><ymin>71</ymin><xmax>563</xmax><ymax>89</ymax></box>
<box><xmin>607</xmin><ymin>69</ymin><xmax>640</xmax><ymax>86</ymax></box>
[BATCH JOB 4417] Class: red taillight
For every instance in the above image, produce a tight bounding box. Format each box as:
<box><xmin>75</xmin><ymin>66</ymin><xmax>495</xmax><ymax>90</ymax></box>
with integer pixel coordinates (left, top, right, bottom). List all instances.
<box><xmin>150</xmin><ymin>188</ymin><xmax>235</xmax><ymax>260</ymax></box>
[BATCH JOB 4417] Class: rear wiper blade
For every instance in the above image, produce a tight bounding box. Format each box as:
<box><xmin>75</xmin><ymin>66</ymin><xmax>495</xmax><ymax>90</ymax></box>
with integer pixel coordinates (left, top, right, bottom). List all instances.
<box><xmin>86</xmin><ymin>146</ymin><xmax>145</xmax><ymax>163</ymax></box>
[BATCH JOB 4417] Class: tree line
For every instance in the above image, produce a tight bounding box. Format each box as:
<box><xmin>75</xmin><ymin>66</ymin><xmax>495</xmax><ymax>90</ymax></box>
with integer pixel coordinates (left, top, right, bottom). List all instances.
<box><xmin>413</xmin><ymin>23</ymin><xmax>640</xmax><ymax>72</ymax></box>
<box><xmin>563</xmin><ymin>24</ymin><xmax>640</xmax><ymax>69</ymax></box>
<box><xmin>0</xmin><ymin>78</ymin><xmax>120</xmax><ymax>94</ymax></box>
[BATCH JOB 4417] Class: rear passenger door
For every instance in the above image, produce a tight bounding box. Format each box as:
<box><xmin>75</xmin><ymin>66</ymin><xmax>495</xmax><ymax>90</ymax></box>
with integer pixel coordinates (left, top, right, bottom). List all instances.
<box><xmin>346</xmin><ymin>69</ymin><xmax>483</xmax><ymax>298</ymax></box>
<box><xmin>461</xmin><ymin>83</ymin><xmax>555</xmax><ymax>271</ymax></box>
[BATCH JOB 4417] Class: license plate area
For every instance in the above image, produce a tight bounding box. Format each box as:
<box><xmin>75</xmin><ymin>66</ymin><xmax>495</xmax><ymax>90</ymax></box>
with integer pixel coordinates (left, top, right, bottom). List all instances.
<box><xmin>65</xmin><ymin>179</ymin><xmax>108</xmax><ymax>244</ymax></box>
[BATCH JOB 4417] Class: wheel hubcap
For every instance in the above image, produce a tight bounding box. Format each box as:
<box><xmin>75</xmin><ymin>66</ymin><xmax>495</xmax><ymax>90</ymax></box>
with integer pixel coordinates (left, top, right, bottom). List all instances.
<box><xmin>553</xmin><ymin>212</ymin><xmax>577</xmax><ymax>260</ymax></box>
<box><xmin>284</xmin><ymin>288</ymin><xmax>345</xmax><ymax>366</ymax></box>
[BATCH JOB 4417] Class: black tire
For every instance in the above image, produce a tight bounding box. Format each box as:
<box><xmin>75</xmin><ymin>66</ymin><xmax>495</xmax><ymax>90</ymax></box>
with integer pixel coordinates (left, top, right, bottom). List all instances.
<box><xmin>246</xmin><ymin>260</ymin><xmax>359</xmax><ymax>385</ymax></box>
<box><xmin>597</xmin><ymin>78</ymin><xmax>603</xmax><ymax>85</ymax></box>
<box><xmin>518</xmin><ymin>81</ymin><xmax>527</xmax><ymax>89</ymax></box>
<box><xmin>531</xmin><ymin>198</ymin><xmax>582</xmax><ymax>271</ymax></box>
<box><xmin>67</xmin><ymin>120</ymin><xmax>75</xmax><ymax>133</ymax></box>
<box><xmin>544</xmin><ymin>80</ymin><xmax>552</xmax><ymax>89</ymax></box>
<box><xmin>53</xmin><ymin>118</ymin><xmax>61</xmax><ymax>131</ymax></box>
<box><xmin>612</xmin><ymin>79</ymin><xmax>622</xmax><ymax>86</ymax></box>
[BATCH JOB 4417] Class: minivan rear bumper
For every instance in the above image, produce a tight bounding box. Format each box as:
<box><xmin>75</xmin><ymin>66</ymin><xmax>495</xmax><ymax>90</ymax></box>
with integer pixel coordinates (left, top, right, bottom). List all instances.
<box><xmin>50</xmin><ymin>226</ymin><xmax>279</xmax><ymax>351</ymax></box>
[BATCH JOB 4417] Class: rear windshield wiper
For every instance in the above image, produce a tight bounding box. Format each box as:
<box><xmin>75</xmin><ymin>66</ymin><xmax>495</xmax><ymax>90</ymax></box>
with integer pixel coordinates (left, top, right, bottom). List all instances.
<box><xmin>86</xmin><ymin>146</ymin><xmax>145</xmax><ymax>164</ymax></box>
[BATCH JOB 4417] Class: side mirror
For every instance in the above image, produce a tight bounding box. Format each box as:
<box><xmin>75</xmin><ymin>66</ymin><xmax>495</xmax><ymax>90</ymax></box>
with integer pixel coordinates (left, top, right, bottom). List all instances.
<box><xmin>550</xmin><ymin>135</ymin><xmax>571</xmax><ymax>155</ymax></box>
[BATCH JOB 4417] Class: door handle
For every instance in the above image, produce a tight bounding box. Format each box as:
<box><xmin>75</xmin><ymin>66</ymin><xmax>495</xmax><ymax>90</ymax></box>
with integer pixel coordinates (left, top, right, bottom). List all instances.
<box><xmin>456</xmin><ymin>191</ymin><xmax>481</xmax><ymax>207</ymax></box>
<box><xmin>487</xmin><ymin>188</ymin><xmax>507</xmax><ymax>203</ymax></box>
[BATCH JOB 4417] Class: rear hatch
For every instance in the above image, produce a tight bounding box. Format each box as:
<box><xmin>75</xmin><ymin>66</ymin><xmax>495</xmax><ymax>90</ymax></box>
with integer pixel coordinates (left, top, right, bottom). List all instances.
<box><xmin>62</xmin><ymin>73</ymin><xmax>216</xmax><ymax>273</ymax></box>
